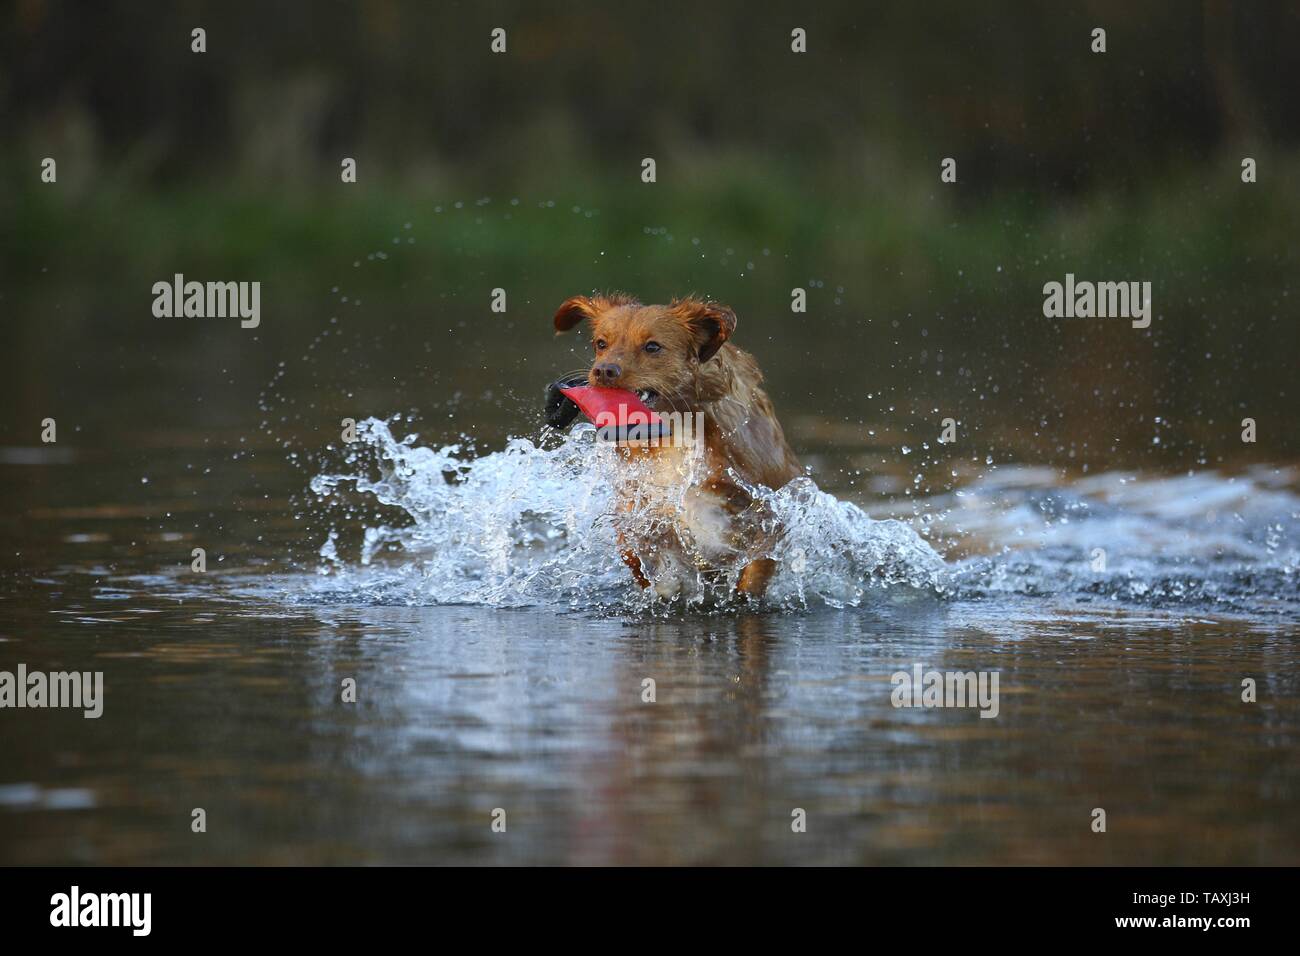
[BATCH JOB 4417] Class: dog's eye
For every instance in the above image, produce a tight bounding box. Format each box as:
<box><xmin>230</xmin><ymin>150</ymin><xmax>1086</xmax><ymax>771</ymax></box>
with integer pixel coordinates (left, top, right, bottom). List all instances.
<box><xmin>595</xmin><ymin>339</ymin><xmax>607</xmax><ymax>351</ymax></box>
<box><xmin>644</xmin><ymin>341</ymin><xmax>662</xmax><ymax>353</ymax></box>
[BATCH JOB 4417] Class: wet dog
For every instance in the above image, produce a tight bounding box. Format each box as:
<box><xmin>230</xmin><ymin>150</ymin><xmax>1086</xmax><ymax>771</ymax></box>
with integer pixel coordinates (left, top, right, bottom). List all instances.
<box><xmin>545</xmin><ymin>294</ymin><xmax>801</xmax><ymax>598</ymax></box>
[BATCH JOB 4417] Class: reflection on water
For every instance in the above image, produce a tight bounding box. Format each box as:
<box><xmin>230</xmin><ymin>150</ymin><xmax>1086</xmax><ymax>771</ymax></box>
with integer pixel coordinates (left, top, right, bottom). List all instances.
<box><xmin>1</xmin><ymin>593</ymin><xmax>1295</xmax><ymax>865</ymax></box>
<box><xmin>0</xmin><ymin>432</ymin><xmax>1296</xmax><ymax>865</ymax></box>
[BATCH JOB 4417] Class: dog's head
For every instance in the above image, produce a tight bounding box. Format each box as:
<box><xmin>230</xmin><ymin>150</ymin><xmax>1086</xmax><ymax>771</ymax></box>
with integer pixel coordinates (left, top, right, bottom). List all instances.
<box><xmin>552</xmin><ymin>293</ymin><xmax>736</xmax><ymax>410</ymax></box>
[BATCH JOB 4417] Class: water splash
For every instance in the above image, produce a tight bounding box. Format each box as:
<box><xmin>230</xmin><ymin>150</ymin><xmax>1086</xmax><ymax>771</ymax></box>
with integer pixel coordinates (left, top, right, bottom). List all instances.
<box><xmin>306</xmin><ymin>417</ymin><xmax>944</xmax><ymax>612</ymax></box>
<box><xmin>300</xmin><ymin>419</ymin><xmax>1297</xmax><ymax>618</ymax></box>
<box><xmin>931</xmin><ymin>466</ymin><xmax>1299</xmax><ymax>616</ymax></box>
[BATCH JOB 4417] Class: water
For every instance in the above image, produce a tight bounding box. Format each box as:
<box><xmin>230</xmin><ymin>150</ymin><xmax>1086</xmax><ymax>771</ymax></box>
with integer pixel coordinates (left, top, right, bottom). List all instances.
<box><xmin>1</xmin><ymin>194</ymin><xmax>1297</xmax><ymax>864</ymax></box>
<box><xmin>1</xmin><ymin>411</ymin><xmax>1295</xmax><ymax>864</ymax></box>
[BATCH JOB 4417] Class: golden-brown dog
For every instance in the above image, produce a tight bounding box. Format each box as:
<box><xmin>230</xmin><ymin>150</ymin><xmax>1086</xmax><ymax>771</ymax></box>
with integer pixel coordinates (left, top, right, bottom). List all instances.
<box><xmin>550</xmin><ymin>293</ymin><xmax>801</xmax><ymax>599</ymax></box>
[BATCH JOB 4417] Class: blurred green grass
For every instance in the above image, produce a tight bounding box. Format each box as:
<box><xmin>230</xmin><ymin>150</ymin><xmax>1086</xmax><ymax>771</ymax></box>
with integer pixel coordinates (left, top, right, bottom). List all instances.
<box><xmin>6</xmin><ymin>150</ymin><xmax>1295</xmax><ymax>307</ymax></box>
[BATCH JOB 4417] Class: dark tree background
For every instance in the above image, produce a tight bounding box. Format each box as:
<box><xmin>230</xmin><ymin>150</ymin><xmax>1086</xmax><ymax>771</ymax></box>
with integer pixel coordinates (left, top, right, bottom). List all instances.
<box><xmin>2</xmin><ymin>0</ymin><xmax>1297</xmax><ymax>466</ymax></box>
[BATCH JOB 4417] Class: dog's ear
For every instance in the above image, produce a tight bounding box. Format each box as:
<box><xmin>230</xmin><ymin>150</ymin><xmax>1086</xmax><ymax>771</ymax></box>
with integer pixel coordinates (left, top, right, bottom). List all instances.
<box><xmin>554</xmin><ymin>293</ymin><xmax>638</xmax><ymax>333</ymax></box>
<box><xmin>553</xmin><ymin>296</ymin><xmax>602</xmax><ymax>333</ymax></box>
<box><xmin>675</xmin><ymin>299</ymin><xmax>737</xmax><ymax>363</ymax></box>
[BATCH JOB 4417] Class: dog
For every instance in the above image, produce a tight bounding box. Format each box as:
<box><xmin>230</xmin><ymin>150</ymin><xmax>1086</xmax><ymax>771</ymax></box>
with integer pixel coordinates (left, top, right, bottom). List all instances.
<box><xmin>546</xmin><ymin>293</ymin><xmax>801</xmax><ymax>599</ymax></box>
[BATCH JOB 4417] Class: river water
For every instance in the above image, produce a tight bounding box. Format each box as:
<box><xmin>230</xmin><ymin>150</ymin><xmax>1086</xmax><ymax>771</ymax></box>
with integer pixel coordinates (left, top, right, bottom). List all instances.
<box><xmin>1</xmin><ymin>396</ymin><xmax>1295</xmax><ymax>864</ymax></box>
<box><xmin>2</xmin><ymin>187</ymin><xmax>1298</xmax><ymax>863</ymax></box>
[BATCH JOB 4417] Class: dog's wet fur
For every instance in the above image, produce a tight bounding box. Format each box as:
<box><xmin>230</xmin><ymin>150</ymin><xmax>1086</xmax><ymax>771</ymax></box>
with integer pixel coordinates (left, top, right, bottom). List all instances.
<box><xmin>550</xmin><ymin>293</ymin><xmax>801</xmax><ymax>598</ymax></box>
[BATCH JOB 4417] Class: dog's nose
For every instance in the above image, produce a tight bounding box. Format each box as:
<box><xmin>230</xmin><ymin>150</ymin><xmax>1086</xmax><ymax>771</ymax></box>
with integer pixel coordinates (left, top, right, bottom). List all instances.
<box><xmin>592</xmin><ymin>362</ymin><xmax>622</xmax><ymax>385</ymax></box>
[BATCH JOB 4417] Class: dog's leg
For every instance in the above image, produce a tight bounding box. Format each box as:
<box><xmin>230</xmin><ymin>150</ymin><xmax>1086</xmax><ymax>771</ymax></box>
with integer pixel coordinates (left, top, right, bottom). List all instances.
<box><xmin>613</xmin><ymin>491</ymin><xmax>652</xmax><ymax>589</ymax></box>
<box><xmin>620</xmin><ymin>546</ymin><xmax>651</xmax><ymax>589</ymax></box>
<box><xmin>736</xmin><ymin>557</ymin><xmax>777</xmax><ymax>598</ymax></box>
<box><xmin>616</xmin><ymin>527</ymin><xmax>652</xmax><ymax>589</ymax></box>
